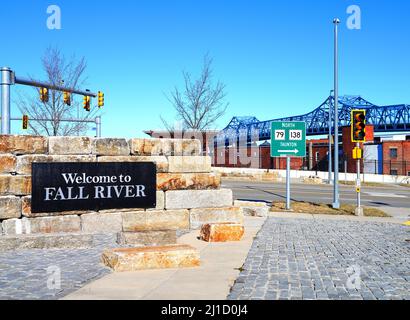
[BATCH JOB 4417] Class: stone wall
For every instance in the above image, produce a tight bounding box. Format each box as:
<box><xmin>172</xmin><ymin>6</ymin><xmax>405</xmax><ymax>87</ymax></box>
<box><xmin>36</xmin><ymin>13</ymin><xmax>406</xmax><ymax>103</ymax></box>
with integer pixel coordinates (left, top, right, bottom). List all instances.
<box><xmin>0</xmin><ymin>135</ymin><xmax>243</xmax><ymax>237</ymax></box>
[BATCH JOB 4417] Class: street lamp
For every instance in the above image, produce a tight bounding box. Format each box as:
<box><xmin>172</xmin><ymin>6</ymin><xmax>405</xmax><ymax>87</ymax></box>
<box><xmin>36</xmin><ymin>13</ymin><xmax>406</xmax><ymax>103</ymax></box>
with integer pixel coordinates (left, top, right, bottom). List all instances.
<box><xmin>328</xmin><ymin>90</ymin><xmax>334</xmax><ymax>185</ymax></box>
<box><xmin>332</xmin><ymin>18</ymin><xmax>341</xmax><ymax>209</ymax></box>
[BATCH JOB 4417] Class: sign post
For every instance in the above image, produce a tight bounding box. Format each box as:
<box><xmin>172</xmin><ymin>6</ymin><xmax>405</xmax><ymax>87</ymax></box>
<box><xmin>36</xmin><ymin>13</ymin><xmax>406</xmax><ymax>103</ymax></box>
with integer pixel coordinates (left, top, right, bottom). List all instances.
<box><xmin>271</xmin><ymin>121</ymin><xmax>306</xmax><ymax>210</ymax></box>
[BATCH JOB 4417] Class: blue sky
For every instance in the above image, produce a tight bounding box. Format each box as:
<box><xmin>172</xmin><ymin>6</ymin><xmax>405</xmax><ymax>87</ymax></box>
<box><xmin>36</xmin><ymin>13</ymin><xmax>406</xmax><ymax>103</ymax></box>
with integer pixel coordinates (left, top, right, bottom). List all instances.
<box><xmin>1</xmin><ymin>0</ymin><xmax>409</xmax><ymax>138</ymax></box>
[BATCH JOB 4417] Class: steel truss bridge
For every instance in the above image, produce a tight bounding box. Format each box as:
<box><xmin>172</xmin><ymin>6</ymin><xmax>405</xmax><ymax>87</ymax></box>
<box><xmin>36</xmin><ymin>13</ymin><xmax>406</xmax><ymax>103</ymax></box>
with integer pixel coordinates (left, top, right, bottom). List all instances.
<box><xmin>215</xmin><ymin>95</ymin><xmax>410</xmax><ymax>146</ymax></box>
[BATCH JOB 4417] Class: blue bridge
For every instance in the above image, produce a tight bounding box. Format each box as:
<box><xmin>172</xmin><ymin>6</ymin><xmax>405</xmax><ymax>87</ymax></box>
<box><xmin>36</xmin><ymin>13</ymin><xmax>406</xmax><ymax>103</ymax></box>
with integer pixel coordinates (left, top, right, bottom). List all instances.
<box><xmin>216</xmin><ymin>95</ymin><xmax>410</xmax><ymax>145</ymax></box>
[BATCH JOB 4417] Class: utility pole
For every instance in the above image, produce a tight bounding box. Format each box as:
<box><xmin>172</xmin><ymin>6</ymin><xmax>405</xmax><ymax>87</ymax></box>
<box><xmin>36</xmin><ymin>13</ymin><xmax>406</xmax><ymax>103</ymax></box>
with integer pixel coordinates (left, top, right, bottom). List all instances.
<box><xmin>332</xmin><ymin>18</ymin><xmax>341</xmax><ymax>209</ymax></box>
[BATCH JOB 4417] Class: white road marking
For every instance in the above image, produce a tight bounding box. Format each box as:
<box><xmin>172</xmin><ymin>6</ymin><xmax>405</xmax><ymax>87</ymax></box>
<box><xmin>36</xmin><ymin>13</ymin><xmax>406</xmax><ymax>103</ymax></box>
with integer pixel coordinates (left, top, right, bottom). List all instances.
<box><xmin>364</xmin><ymin>192</ymin><xmax>407</xmax><ymax>198</ymax></box>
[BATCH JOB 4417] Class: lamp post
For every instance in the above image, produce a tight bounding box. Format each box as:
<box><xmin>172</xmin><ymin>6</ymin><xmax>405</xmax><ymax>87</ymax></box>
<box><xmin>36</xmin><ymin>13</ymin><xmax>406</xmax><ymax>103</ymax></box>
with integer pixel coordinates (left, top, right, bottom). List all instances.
<box><xmin>332</xmin><ymin>18</ymin><xmax>341</xmax><ymax>209</ymax></box>
<box><xmin>328</xmin><ymin>90</ymin><xmax>334</xmax><ymax>185</ymax></box>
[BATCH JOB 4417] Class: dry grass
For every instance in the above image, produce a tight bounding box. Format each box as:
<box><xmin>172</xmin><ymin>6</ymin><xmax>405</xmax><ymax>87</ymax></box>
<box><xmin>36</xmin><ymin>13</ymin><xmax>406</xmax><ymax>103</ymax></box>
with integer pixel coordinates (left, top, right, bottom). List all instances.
<box><xmin>339</xmin><ymin>181</ymin><xmax>389</xmax><ymax>188</ymax></box>
<box><xmin>271</xmin><ymin>201</ymin><xmax>390</xmax><ymax>217</ymax></box>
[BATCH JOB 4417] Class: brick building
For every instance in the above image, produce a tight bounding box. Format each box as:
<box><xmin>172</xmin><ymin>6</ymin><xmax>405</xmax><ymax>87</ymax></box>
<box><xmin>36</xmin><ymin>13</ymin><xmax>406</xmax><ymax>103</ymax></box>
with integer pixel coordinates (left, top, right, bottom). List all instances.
<box><xmin>212</xmin><ymin>124</ymin><xmax>410</xmax><ymax>176</ymax></box>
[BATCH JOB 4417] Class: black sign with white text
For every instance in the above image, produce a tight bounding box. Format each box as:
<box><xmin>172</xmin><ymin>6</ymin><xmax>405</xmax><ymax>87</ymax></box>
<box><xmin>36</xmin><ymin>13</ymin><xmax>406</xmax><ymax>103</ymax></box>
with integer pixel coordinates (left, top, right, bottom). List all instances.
<box><xmin>31</xmin><ymin>162</ymin><xmax>156</xmax><ymax>213</ymax></box>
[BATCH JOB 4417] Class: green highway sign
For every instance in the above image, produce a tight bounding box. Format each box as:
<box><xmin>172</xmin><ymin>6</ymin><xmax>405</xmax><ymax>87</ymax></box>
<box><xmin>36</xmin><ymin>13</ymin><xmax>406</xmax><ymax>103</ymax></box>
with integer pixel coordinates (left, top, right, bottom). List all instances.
<box><xmin>271</xmin><ymin>121</ymin><xmax>306</xmax><ymax>158</ymax></box>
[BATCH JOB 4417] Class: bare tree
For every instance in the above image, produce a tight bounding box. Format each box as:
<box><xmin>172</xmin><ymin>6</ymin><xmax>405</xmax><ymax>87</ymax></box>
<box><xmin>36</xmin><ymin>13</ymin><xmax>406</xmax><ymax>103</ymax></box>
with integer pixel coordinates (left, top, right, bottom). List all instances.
<box><xmin>162</xmin><ymin>54</ymin><xmax>228</xmax><ymax>132</ymax></box>
<box><xmin>15</xmin><ymin>47</ymin><xmax>99</xmax><ymax>136</ymax></box>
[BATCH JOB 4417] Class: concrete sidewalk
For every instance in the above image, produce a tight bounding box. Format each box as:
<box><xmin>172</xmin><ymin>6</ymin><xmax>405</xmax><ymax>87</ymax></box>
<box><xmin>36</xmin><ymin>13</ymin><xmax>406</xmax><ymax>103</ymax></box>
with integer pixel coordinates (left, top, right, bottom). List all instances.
<box><xmin>269</xmin><ymin>211</ymin><xmax>408</xmax><ymax>224</ymax></box>
<box><xmin>62</xmin><ymin>217</ymin><xmax>266</xmax><ymax>300</ymax></box>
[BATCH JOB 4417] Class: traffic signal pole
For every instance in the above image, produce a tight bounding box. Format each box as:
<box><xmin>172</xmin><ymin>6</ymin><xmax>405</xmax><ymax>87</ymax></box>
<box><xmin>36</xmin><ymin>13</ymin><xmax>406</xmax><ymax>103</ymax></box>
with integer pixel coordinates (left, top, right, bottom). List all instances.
<box><xmin>1</xmin><ymin>68</ymin><xmax>13</xmax><ymax>134</ymax></box>
<box><xmin>355</xmin><ymin>142</ymin><xmax>363</xmax><ymax>216</ymax></box>
<box><xmin>0</xmin><ymin>67</ymin><xmax>100</xmax><ymax>135</ymax></box>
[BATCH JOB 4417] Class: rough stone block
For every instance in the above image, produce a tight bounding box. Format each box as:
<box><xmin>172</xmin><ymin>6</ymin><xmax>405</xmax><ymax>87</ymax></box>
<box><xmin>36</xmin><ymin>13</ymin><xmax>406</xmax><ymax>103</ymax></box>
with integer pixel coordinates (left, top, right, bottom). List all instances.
<box><xmin>48</xmin><ymin>136</ymin><xmax>92</xmax><ymax>155</ymax></box>
<box><xmin>2</xmin><ymin>216</ymin><xmax>81</xmax><ymax>235</ymax></box>
<box><xmin>165</xmin><ymin>189</ymin><xmax>233</xmax><ymax>210</ymax></box>
<box><xmin>21</xmin><ymin>196</ymin><xmax>95</xmax><ymax>218</ymax></box>
<box><xmin>157</xmin><ymin>173</ymin><xmax>220</xmax><ymax>191</ymax></box>
<box><xmin>0</xmin><ymin>175</ymin><xmax>31</xmax><ymax>196</ymax></box>
<box><xmin>0</xmin><ymin>233</ymin><xmax>93</xmax><ymax>251</ymax></box>
<box><xmin>0</xmin><ymin>135</ymin><xmax>47</xmax><ymax>155</ymax></box>
<box><xmin>16</xmin><ymin>155</ymin><xmax>96</xmax><ymax>175</ymax></box>
<box><xmin>150</xmin><ymin>191</ymin><xmax>165</xmax><ymax>210</ymax></box>
<box><xmin>234</xmin><ymin>200</ymin><xmax>269</xmax><ymax>217</ymax></box>
<box><xmin>101</xmin><ymin>245</ymin><xmax>200</xmax><ymax>272</ymax></box>
<box><xmin>92</xmin><ymin>138</ymin><xmax>129</xmax><ymax>156</ymax></box>
<box><xmin>168</xmin><ymin>156</ymin><xmax>211</xmax><ymax>173</ymax></box>
<box><xmin>0</xmin><ymin>196</ymin><xmax>21</xmax><ymax>220</ymax></box>
<box><xmin>98</xmin><ymin>156</ymin><xmax>168</xmax><ymax>172</ymax></box>
<box><xmin>122</xmin><ymin>210</ymin><xmax>189</xmax><ymax>232</ymax></box>
<box><xmin>117</xmin><ymin>230</ymin><xmax>177</xmax><ymax>247</ymax></box>
<box><xmin>81</xmin><ymin>213</ymin><xmax>123</xmax><ymax>234</ymax></box>
<box><xmin>129</xmin><ymin>138</ymin><xmax>173</xmax><ymax>156</ymax></box>
<box><xmin>0</xmin><ymin>154</ymin><xmax>17</xmax><ymax>174</ymax></box>
<box><xmin>200</xmin><ymin>223</ymin><xmax>245</xmax><ymax>242</ymax></box>
<box><xmin>173</xmin><ymin>139</ymin><xmax>201</xmax><ymax>156</ymax></box>
<box><xmin>190</xmin><ymin>207</ymin><xmax>244</xmax><ymax>229</ymax></box>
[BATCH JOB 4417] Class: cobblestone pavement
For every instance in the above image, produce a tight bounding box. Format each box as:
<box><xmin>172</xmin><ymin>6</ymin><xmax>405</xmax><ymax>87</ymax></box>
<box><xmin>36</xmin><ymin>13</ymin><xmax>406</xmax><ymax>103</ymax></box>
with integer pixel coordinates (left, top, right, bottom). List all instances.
<box><xmin>228</xmin><ymin>217</ymin><xmax>410</xmax><ymax>300</ymax></box>
<box><xmin>0</xmin><ymin>234</ymin><xmax>117</xmax><ymax>300</ymax></box>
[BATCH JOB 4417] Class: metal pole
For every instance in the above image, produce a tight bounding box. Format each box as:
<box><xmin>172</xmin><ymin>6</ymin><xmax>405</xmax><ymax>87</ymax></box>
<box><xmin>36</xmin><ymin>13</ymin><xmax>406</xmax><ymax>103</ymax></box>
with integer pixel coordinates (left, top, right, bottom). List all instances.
<box><xmin>286</xmin><ymin>156</ymin><xmax>291</xmax><ymax>210</ymax></box>
<box><xmin>14</xmin><ymin>77</ymin><xmax>97</xmax><ymax>97</ymax></box>
<box><xmin>332</xmin><ymin>18</ymin><xmax>341</xmax><ymax>209</ymax></box>
<box><xmin>328</xmin><ymin>91</ymin><xmax>333</xmax><ymax>184</ymax></box>
<box><xmin>96</xmin><ymin>116</ymin><xmax>102</xmax><ymax>138</ymax></box>
<box><xmin>1</xmin><ymin>67</ymin><xmax>13</xmax><ymax>135</ymax></box>
<box><xmin>355</xmin><ymin>142</ymin><xmax>364</xmax><ymax>216</ymax></box>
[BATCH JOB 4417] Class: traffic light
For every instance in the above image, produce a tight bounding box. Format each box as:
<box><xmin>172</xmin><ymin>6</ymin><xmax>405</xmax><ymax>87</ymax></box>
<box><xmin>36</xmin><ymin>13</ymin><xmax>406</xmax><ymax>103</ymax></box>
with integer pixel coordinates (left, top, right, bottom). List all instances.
<box><xmin>40</xmin><ymin>87</ymin><xmax>49</xmax><ymax>103</ymax></box>
<box><xmin>98</xmin><ymin>91</ymin><xmax>104</xmax><ymax>108</ymax></box>
<box><xmin>22</xmin><ymin>115</ymin><xmax>29</xmax><ymax>130</ymax></box>
<box><xmin>83</xmin><ymin>96</ymin><xmax>91</xmax><ymax>112</ymax></box>
<box><xmin>63</xmin><ymin>91</ymin><xmax>71</xmax><ymax>106</ymax></box>
<box><xmin>351</xmin><ymin>110</ymin><xmax>366</xmax><ymax>142</ymax></box>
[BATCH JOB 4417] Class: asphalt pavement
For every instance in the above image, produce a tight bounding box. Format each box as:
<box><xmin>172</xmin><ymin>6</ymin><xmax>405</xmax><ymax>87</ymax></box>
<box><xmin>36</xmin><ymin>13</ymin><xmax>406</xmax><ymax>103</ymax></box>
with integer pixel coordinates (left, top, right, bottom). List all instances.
<box><xmin>222</xmin><ymin>179</ymin><xmax>410</xmax><ymax>220</ymax></box>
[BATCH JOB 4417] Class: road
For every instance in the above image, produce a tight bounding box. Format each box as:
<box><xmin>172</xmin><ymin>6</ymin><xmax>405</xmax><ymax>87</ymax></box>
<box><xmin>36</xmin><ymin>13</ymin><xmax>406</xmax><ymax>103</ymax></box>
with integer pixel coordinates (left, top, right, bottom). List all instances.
<box><xmin>222</xmin><ymin>179</ymin><xmax>410</xmax><ymax>219</ymax></box>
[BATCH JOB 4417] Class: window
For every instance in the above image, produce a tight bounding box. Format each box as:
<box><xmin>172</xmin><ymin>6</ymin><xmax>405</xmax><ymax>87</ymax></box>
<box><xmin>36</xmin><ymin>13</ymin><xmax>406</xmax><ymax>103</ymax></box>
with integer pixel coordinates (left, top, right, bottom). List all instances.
<box><xmin>389</xmin><ymin>148</ymin><xmax>398</xmax><ymax>159</ymax></box>
<box><xmin>408</xmin><ymin>171</ymin><xmax>410</xmax><ymax>177</ymax></box>
<box><xmin>390</xmin><ymin>169</ymin><xmax>398</xmax><ymax>176</ymax></box>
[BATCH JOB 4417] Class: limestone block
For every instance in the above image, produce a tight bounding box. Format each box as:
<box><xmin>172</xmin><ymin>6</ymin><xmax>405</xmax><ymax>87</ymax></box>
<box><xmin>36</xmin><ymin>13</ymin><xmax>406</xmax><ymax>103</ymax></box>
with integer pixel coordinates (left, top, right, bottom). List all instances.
<box><xmin>0</xmin><ymin>154</ymin><xmax>16</xmax><ymax>174</ymax></box>
<box><xmin>0</xmin><ymin>233</ymin><xmax>93</xmax><ymax>251</ymax></box>
<box><xmin>21</xmin><ymin>196</ymin><xmax>95</xmax><ymax>218</ymax></box>
<box><xmin>0</xmin><ymin>175</ymin><xmax>31</xmax><ymax>196</ymax></box>
<box><xmin>149</xmin><ymin>191</ymin><xmax>165</xmax><ymax>210</ymax></box>
<box><xmin>101</xmin><ymin>245</ymin><xmax>200</xmax><ymax>271</ymax></box>
<box><xmin>189</xmin><ymin>207</ymin><xmax>244</xmax><ymax>229</ymax></box>
<box><xmin>48</xmin><ymin>136</ymin><xmax>92</xmax><ymax>155</ymax></box>
<box><xmin>129</xmin><ymin>138</ymin><xmax>173</xmax><ymax>156</ymax></box>
<box><xmin>173</xmin><ymin>139</ymin><xmax>201</xmax><ymax>156</ymax></box>
<box><xmin>81</xmin><ymin>213</ymin><xmax>123</xmax><ymax>234</ymax></box>
<box><xmin>168</xmin><ymin>156</ymin><xmax>211</xmax><ymax>173</ymax></box>
<box><xmin>234</xmin><ymin>200</ymin><xmax>269</xmax><ymax>217</ymax></box>
<box><xmin>122</xmin><ymin>210</ymin><xmax>189</xmax><ymax>232</ymax></box>
<box><xmin>0</xmin><ymin>135</ymin><xmax>47</xmax><ymax>155</ymax></box>
<box><xmin>98</xmin><ymin>156</ymin><xmax>168</xmax><ymax>173</ymax></box>
<box><xmin>117</xmin><ymin>230</ymin><xmax>177</xmax><ymax>247</ymax></box>
<box><xmin>16</xmin><ymin>155</ymin><xmax>96</xmax><ymax>175</ymax></box>
<box><xmin>165</xmin><ymin>189</ymin><xmax>233</xmax><ymax>210</ymax></box>
<box><xmin>92</xmin><ymin>138</ymin><xmax>129</xmax><ymax>156</ymax></box>
<box><xmin>0</xmin><ymin>196</ymin><xmax>21</xmax><ymax>220</ymax></box>
<box><xmin>157</xmin><ymin>173</ymin><xmax>220</xmax><ymax>191</ymax></box>
<box><xmin>2</xmin><ymin>216</ymin><xmax>81</xmax><ymax>235</ymax></box>
<box><xmin>200</xmin><ymin>223</ymin><xmax>245</xmax><ymax>242</ymax></box>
